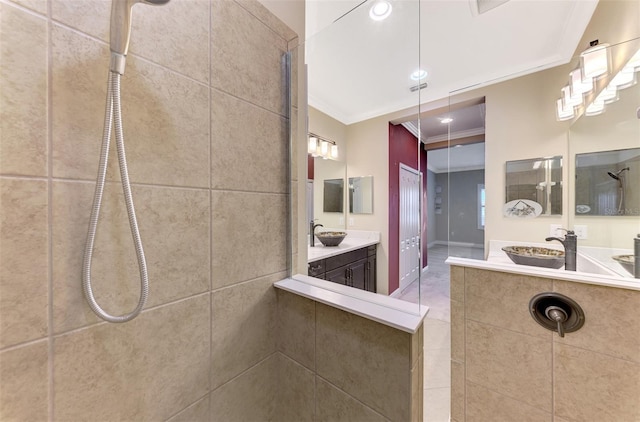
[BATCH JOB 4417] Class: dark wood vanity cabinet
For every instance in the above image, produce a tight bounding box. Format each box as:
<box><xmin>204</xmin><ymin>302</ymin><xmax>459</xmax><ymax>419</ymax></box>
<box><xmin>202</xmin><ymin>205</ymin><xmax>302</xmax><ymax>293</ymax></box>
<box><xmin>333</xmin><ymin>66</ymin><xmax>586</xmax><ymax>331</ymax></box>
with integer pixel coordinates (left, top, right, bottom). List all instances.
<box><xmin>308</xmin><ymin>245</ymin><xmax>376</xmax><ymax>293</ymax></box>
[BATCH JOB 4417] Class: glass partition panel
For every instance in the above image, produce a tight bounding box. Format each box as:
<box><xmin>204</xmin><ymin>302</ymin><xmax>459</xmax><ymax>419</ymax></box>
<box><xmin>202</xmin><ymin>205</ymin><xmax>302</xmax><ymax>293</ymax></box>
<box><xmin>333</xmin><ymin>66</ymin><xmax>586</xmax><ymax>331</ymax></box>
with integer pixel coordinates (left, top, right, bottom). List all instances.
<box><xmin>290</xmin><ymin>0</ymin><xmax>423</xmax><ymax>315</ymax></box>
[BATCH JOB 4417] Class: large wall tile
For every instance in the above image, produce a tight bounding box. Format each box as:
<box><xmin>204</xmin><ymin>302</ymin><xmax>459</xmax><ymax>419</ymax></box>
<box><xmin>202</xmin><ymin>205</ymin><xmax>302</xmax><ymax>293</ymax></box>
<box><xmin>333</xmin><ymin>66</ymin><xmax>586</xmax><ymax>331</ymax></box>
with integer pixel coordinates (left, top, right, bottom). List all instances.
<box><xmin>210</xmin><ymin>354</ymin><xmax>277</xmax><ymax>422</ymax></box>
<box><xmin>554</xmin><ymin>280</ymin><xmax>640</xmax><ymax>363</ymax></box>
<box><xmin>52</xmin><ymin>0</ymin><xmax>209</xmax><ymax>84</ymax></box>
<box><xmin>277</xmin><ymin>290</ymin><xmax>315</xmax><ymax>370</ymax></box>
<box><xmin>167</xmin><ymin>396</ymin><xmax>210</xmax><ymax>422</ymax></box>
<box><xmin>0</xmin><ymin>4</ymin><xmax>47</xmax><ymax>177</ymax></box>
<box><xmin>316</xmin><ymin>303</ymin><xmax>412</xmax><ymax>421</ymax></box>
<box><xmin>554</xmin><ymin>343</ymin><xmax>640</xmax><ymax>421</ymax></box>
<box><xmin>466</xmin><ymin>382</ymin><xmax>552</xmax><ymax>422</ymax></box>
<box><xmin>465</xmin><ymin>268</ymin><xmax>552</xmax><ymax>338</ymax></box>
<box><xmin>8</xmin><ymin>0</ymin><xmax>46</xmax><ymax>14</ymax></box>
<box><xmin>211</xmin><ymin>89</ymin><xmax>287</xmax><ymax>193</ymax></box>
<box><xmin>53</xmin><ymin>294</ymin><xmax>210</xmax><ymax>421</ymax></box>
<box><xmin>451</xmin><ymin>360</ymin><xmax>464</xmax><ymax>422</ymax></box>
<box><xmin>235</xmin><ymin>0</ymin><xmax>298</xmax><ymax>41</ymax></box>
<box><xmin>211</xmin><ymin>191</ymin><xmax>287</xmax><ymax>289</ymax></box>
<box><xmin>275</xmin><ymin>354</ymin><xmax>315</xmax><ymax>422</ymax></box>
<box><xmin>0</xmin><ymin>341</ymin><xmax>48</xmax><ymax>421</ymax></box>
<box><xmin>52</xmin><ymin>181</ymin><xmax>210</xmax><ymax>333</ymax></box>
<box><xmin>130</xmin><ymin>0</ymin><xmax>209</xmax><ymax>84</ymax></box>
<box><xmin>450</xmin><ymin>265</ymin><xmax>464</xmax><ymax>302</ymax></box>
<box><xmin>0</xmin><ymin>178</ymin><xmax>48</xmax><ymax>348</ymax></box>
<box><xmin>211</xmin><ymin>275</ymin><xmax>279</xmax><ymax>390</ymax></box>
<box><xmin>315</xmin><ymin>377</ymin><xmax>388</xmax><ymax>422</ymax></box>
<box><xmin>451</xmin><ymin>299</ymin><xmax>465</xmax><ymax>362</ymax></box>
<box><xmin>411</xmin><ymin>354</ymin><xmax>423</xmax><ymax>422</ymax></box>
<box><xmin>211</xmin><ymin>0</ymin><xmax>288</xmax><ymax>115</ymax></box>
<box><xmin>52</xmin><ymin>26</ymin><xmax>210</xmax><ymax>187</ymax></box>
<box><xmin>466</xmin><ymin>320</ymin><xmax>552</xmax><ymax>411</ymax></box>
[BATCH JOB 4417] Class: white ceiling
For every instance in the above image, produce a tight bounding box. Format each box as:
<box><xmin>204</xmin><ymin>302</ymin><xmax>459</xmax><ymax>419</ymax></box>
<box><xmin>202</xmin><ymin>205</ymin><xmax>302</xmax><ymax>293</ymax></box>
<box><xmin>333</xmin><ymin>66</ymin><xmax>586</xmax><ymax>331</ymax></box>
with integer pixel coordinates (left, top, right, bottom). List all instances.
<box><xmin>427</xmin><ymin>142</ymin><xmax>486</xmax><ymax>173</ymax></box>
<box><xmin>305</xmin><ymin>0</ymin><xmax>599</xmax><ymax>125</ymax></box>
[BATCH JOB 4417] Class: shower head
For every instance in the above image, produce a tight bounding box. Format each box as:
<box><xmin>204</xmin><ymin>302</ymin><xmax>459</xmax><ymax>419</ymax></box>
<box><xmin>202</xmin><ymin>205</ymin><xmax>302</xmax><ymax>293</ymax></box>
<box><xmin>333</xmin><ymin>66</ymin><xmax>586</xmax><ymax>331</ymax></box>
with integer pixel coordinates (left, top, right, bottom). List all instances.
<box><xmin>109</xmin><ymin>0</ymin><xmax>170</xmax><ymax>74</ymax></box>
<box><xmin>607</xmin><ymin>167</ymin><xmax>630</xmax><ymax>181</ymax></box>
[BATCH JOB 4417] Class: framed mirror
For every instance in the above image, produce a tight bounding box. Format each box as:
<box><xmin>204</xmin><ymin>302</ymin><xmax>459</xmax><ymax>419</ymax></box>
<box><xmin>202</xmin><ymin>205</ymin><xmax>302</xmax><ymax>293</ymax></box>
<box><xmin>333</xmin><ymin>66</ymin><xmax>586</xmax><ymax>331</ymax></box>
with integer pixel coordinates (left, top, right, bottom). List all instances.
<box><xmin>505</xmin><ymin>156</ymin><xmax>563</xmax><ymax>217</ymax></box>
<box><xmin>575</xmin><ymin>148</ymin><xmax>640</xmax><ymax>216</ymax></box>
<box><xmin>349</xmin><ymin>176</ymin><xmax>373</xmax><ymax>214</ymax></box>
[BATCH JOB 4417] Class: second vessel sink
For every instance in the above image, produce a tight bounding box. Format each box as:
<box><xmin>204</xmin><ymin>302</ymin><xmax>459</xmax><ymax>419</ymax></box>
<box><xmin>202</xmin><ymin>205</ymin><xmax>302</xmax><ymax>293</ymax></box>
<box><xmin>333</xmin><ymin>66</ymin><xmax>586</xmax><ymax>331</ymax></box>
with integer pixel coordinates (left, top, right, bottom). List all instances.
<box><xmin>316</xmin><ymin>231</ymin><xmax>347</xmax><ymax>247</ymax></box>
<box><xmin>612</xmin><ymin>255</ymin><xmax>635</xmax><ymax>276</ymax></box>
<box><xmin>502</xmin><ymin>246</ymin><xmax>565</xmax><ymax>269</ymax></box>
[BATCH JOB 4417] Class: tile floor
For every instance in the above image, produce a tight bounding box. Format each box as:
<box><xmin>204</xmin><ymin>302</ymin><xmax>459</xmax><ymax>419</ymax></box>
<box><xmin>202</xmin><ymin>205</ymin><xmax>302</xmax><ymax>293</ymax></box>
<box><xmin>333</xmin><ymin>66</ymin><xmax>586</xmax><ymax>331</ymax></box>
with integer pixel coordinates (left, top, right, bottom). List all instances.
<box><xmin>397</xmin><ymin>245</ymin><xmax>484</xmax><ymax>422</ymax></box>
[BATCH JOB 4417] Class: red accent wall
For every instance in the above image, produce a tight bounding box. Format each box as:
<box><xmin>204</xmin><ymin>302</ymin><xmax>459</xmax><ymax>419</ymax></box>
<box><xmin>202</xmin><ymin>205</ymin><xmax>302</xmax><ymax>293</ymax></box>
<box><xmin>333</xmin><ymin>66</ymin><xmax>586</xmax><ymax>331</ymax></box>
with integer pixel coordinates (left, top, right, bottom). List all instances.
<box><xmin>388</xmin><ymin>123</ymin><xmax>428</xmax><ymax>295</ymax></box>
<box><xmin>308</xmin><ymin>154</ymin><xmax>314</xmax><ymax>180</ymax></box>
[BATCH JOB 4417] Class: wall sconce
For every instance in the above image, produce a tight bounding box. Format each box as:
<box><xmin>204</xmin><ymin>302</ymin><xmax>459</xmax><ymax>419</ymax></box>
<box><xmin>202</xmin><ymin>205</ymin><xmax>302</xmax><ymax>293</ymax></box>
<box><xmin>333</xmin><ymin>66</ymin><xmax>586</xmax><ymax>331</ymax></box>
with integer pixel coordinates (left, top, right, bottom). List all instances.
<box><xmin>309</xmin><ymin>132</ymin><xmax>339</xmax><ymax>160</ymax></box>
<box><xmin>556</xmin><ymin>41</ymin><xmax>640</xmax><ymax>121</ymax></box>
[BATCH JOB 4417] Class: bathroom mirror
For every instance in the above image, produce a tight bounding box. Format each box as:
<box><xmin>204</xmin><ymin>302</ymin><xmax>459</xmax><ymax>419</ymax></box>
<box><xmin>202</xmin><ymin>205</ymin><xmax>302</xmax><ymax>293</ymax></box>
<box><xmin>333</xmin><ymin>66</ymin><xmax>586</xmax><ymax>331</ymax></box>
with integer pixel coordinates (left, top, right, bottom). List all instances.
<box><xmin>505</xmin><ymin>156</ymin><xmax>563</xmax><ymax>216</ymax></box>
<box><xmin>349</xmin><ymin>176</ymin><xmax>374</xmax><ymax>214</ymax></box>
<box><xmin>323</xmin><ymin>178</ymin><xmax>345</xmax><ymax>213</ymax></box>
<box><xmin>575</xmin><ymin>148</ymin><xmax>640</xmax><ymax>216</ymax></box>
<box><xmin>568</xmin><ymin>38</ymin><xmax>640</xmax><ymax>249</ymax></box>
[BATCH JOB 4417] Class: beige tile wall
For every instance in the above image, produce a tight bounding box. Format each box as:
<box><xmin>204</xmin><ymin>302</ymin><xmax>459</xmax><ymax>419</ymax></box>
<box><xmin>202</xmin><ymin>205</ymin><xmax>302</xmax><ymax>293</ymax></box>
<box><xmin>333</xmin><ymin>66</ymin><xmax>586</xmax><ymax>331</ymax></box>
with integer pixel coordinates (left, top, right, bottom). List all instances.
<box><xmin>0</xmin><ymin>0</ymin><xmax>297</xmax><ymax>420</ymax></box>
<box><xmin>277</xmin><ymin>289</ymin><xmax>423</xmax><ymax>421</ymax></box>
<box><xmin>451</xmin><ymin>265</ymin><xmax>640</xmax><ymax>422</ymax></box>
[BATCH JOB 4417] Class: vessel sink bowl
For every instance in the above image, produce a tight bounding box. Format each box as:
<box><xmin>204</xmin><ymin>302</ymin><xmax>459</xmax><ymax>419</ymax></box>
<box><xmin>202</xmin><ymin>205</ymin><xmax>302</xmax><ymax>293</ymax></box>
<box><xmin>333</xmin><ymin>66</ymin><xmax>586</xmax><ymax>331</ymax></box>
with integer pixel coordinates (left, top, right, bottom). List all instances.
<box><xmin>316</xmin><ymin>231</ymin><xmax>347</xmax><ymax>247</ymax></box>
<box><xmin>612</xmin><ymin>255</ymin><xmax>635</xmax><ymax>276</ymax></box>
<box><xmin>502</xmin><ymin>246</ymin><xmax>565</xmax><ymax>269</ymax></box>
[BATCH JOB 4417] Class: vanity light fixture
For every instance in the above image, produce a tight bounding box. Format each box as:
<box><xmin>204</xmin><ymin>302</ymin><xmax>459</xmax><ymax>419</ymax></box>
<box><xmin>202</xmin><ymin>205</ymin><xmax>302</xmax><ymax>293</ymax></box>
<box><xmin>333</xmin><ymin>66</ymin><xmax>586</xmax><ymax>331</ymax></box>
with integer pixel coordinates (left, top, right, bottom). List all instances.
<box><xmin>308</xmin><ymin>133</ymin><xmax>339</xmax><ymax>160</ymax></box>
<box><xmin>609</xmin><ymin>67</ymin><xmax>636</xmax><ymax>90</ymax></box>
<box><xmin>410</xmin><ymin>69</ymin><xmax>428</xmax><ymax>81</ymax></box>
<box><xmin>596</xmin><ymin>85</ymin><xmax>619</xmax><ymax>104</ymax></box>
<box><xmin>308</xmin><ymin>136</ymin><xmax>318</xmax><ymax>154</ymax></box>
<box><xmin>556</xmin><ymin>99</ymin><xmax>575</xmax><ymax>121</ymax></box>
<box><xmin>580</xmin><ymin>41</ymin><xmax>610</xmax><ymax>81</ymax></box>
<box><xmin>584</xmin><ymin>99</ymin><xmax>605</xmax><ymax>116</ymax></box>
<box><xmin>369</xmin><ymin>0</ymin><xmax>392</xmax><ymax>21</ymax></box>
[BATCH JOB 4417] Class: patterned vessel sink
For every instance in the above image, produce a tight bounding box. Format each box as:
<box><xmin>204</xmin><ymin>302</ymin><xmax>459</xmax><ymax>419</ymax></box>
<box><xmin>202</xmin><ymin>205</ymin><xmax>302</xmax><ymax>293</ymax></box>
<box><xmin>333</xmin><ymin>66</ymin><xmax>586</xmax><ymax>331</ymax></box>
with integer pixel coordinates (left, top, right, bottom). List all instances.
<box><xmin>316</xmin><ymin>231</ymin><xmax>347</xmax><ymax>247</ymax></box>
<box><xmin>612</xmin><ymin>255</ymin><xmax>634</xmax><ymax>276</ymax></box>
<box><xmin>502</xmin><ymin>246</ymin><xmax>565</xmax><ymax>269</ymax></box>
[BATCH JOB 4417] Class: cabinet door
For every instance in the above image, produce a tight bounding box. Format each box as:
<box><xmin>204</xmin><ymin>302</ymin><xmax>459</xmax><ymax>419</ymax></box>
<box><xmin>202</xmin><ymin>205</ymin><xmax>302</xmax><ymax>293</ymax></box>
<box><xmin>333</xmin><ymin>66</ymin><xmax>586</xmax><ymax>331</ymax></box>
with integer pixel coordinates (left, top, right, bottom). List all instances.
<box><xmin>365</xmin><ymin>255</ymin><xmax>376</xmax><ymax>292</ymax></box>
<box><xmin>308</xmin><ymin>260</ymin><xmax>325</xmax><ymax>278</ymax></box>
<box><xmin>325</xmin><ymin>265</ymin><xmax>348</xmax><ymax>286</ymax></box>
<box><xmin>350</xmin><ymin>259</ymin><xmax>367</xmax><ymax>290</ymax></box>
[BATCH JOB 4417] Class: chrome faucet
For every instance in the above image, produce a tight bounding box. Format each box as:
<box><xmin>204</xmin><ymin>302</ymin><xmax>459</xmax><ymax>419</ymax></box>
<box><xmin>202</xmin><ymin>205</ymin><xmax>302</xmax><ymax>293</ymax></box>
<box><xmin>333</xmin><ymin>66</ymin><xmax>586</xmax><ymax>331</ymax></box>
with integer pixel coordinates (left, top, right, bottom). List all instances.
<box><xmin>310</xmin><ymin>220</ymin><xmax>323</xmax><ymax>247</ymax></box>
<box><xmin>546</xmin><ymin>230</ymin><xmax>577</xmax><ymax>271</ymax></box>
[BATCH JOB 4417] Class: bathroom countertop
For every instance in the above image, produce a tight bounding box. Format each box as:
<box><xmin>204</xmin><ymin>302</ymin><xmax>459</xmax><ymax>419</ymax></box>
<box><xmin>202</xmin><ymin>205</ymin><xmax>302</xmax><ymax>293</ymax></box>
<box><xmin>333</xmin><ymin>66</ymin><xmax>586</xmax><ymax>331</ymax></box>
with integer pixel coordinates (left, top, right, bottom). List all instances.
<box><xmin>448</xmin><ymin>245</ymin><xmax>640</xmax><ymax>292</ymax></box>
<box><xmin>308</xmin><ymin>229</ymin><xmax>381</xmax><ymax>262</ymax></box>
<box><xmin>275</xmin><ymin>275</ymin><xmax>428</xmax><ymax>334</ymax></box>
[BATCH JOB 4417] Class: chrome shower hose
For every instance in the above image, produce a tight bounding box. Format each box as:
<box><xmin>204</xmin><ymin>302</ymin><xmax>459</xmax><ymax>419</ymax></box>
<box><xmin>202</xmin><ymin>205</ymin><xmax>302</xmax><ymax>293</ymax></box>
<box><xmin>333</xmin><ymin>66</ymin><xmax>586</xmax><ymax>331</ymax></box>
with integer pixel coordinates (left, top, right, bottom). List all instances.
<box><xmin>82</xmin><ymin>71</ymin><xmax>149</xmax><ymax>323</ymax></box>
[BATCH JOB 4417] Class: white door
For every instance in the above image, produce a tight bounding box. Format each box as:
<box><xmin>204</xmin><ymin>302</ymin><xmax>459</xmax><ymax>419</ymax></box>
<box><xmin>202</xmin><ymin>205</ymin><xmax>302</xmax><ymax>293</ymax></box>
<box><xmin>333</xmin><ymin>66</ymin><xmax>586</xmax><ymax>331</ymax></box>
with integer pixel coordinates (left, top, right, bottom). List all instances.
<box><xmin>399</xmin><ymin>164</ymin><xmax>421</xmax><ymax>290</ymax></box>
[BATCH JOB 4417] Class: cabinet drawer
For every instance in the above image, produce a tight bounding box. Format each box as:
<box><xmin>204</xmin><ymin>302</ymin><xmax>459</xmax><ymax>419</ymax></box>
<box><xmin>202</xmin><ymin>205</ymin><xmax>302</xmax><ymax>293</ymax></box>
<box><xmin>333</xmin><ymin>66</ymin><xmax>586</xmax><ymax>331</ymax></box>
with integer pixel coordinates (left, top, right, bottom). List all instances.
<box><xmin>324</xmin><ymin>248</ymin><xmax>368</xmax><ymax>272</ymax></box>
<box><xmin>308</xmin><ymin>260</ymin><xmax>325</xmax><ymax>277</ymax></box>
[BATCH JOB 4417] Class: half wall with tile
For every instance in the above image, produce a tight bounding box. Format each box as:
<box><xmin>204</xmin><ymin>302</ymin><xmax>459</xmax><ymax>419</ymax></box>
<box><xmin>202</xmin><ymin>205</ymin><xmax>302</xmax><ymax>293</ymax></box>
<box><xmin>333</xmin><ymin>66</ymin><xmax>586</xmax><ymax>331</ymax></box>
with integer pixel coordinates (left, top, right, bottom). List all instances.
<box><xmin>450</xmin><ymin>266</ymin><xmax>640</xmax><ymax>422</ymax></box>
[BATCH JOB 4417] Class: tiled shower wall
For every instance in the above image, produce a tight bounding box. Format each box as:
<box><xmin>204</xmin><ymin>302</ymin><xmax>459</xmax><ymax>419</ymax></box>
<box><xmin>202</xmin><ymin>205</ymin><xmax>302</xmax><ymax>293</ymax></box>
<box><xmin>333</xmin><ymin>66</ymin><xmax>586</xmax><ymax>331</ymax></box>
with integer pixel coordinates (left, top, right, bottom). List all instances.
<box><xmin>450</xmin><ymin>266</ymin><xmax>640</xmax><ymax>421</ymax></box>
<box><xmin>0</xmin><ymin>0</ymin><xmax>296</xmax><ymax>419</ymax></box>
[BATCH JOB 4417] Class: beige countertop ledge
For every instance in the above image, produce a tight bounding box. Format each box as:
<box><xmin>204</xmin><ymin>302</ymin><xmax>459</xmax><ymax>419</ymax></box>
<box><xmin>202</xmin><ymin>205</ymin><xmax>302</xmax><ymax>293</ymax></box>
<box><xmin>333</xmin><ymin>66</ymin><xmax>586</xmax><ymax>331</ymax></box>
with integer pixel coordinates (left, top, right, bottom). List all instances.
<box><xmin>275</xmin><ymin>275</ymin><xmax>428</xmax><ymax>334</ymax></box>
<box><xmin>447</xmin><ymin>256</ymin><xmax>640</xmax><ymax>291</ymax></box>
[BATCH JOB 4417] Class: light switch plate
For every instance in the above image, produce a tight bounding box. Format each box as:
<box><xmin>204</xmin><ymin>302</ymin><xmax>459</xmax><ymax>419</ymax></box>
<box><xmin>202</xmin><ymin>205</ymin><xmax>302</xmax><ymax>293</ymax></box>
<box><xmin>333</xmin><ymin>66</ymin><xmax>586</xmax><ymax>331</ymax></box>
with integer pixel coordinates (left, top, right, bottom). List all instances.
<box><xmin>573</xmin><ymin>225</ymin><xmax>588</xmax><ymax>239</ymax></box>
<box><xmin>549</xmin><ymin>224</ymin><xmax>563</xmax><ymax>237</ymax></box>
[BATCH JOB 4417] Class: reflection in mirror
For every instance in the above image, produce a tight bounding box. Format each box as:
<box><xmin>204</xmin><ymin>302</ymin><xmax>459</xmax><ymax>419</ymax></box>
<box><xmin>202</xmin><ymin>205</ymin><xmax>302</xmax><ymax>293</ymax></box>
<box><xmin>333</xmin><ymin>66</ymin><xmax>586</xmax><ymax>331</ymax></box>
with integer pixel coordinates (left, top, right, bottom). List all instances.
<box><xmin>323</xmin><ymin>178</ymin><xmax>345</xmax><ymax>213</ymax></box>
<box><xmin>575</xmin><ymin>148</ymin><xmax>640</xmax><ymax>216</ymax></box>
<box><xmin>349</xmin><ymin>176</ymin><xmax>373</xmax><ymax>214</ymax></box>
<box><xmin>568</xmin><ymin>39</ymin><xmax>640</xmax><ymax>249</ymax></box>
<box><xmin>505</xmin><ymin>156</ymin><xmax>563</xmax><ymax>216</ymax></box>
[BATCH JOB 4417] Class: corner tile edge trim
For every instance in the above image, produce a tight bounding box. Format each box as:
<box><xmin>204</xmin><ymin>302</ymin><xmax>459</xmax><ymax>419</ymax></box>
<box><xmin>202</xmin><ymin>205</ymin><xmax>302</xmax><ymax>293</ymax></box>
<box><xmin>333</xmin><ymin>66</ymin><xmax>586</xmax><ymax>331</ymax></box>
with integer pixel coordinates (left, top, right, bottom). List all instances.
<box><xmin>275</xmin><ymin>276</ymin><xmax>428</xmax><ymax>333</ymax></box>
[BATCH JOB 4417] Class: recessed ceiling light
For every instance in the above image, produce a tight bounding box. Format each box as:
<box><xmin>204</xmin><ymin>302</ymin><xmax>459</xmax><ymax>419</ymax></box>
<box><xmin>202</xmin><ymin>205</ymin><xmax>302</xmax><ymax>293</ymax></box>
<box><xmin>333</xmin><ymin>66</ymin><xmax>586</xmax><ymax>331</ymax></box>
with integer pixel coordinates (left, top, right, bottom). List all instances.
<box><xmin>440</xmin><ymin>117</ymin><xmax>453</xmax><ymax>124</ymax></box>
<box><xmin>369</xmin><ymin>1</ymin><xmax>393</xmax><ymax>21</ymax></box>
<box><xmin>410</xmin><ymin>69</ymin><xmax>427</xmax><ymax>81</ymax></box>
